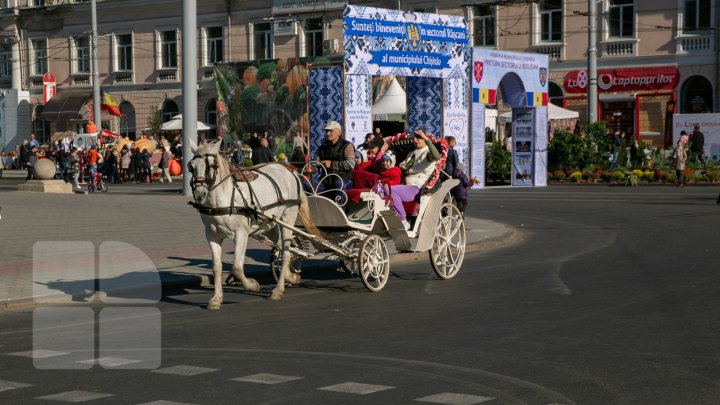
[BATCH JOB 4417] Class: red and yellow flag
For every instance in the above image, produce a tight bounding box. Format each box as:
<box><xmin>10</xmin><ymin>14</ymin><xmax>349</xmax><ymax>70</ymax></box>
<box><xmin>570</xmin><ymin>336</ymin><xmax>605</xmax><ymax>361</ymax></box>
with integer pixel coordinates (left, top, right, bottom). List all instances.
<box><xmin>101</xmin><ymin>91</ymin><xmax>122</xmax><ymax>117</ymax></box>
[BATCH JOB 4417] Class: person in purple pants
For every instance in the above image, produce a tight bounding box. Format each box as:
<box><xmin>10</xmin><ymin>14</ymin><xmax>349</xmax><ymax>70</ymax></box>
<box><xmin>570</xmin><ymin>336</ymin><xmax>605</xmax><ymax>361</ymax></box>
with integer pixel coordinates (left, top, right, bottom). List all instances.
<box><xmin>379</xmin><ymin>128</ymin><xmax>440</xmax><ymax>230</ymax></box>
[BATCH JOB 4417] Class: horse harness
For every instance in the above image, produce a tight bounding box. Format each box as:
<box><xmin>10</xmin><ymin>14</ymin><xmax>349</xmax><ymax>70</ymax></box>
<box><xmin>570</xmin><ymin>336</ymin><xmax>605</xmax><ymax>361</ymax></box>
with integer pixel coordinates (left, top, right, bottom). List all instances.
<box><xmin>188</xmin><ymin>154</ymin><xmax>301</xmax><ymax>217</ymax></box>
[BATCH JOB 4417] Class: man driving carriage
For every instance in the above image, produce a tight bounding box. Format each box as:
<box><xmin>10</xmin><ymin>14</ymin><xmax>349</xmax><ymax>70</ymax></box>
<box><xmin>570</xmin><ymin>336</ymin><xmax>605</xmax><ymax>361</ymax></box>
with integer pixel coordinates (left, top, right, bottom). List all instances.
<box><xmin>313</xmin><ymin>120</ymin><xmax>356</xmax><ymax>192</ymax></box>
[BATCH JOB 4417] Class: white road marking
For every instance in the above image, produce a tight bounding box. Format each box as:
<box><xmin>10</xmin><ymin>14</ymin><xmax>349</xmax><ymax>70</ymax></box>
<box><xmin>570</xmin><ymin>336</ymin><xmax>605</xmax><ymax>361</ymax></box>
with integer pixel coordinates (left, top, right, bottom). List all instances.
<box><xmin>35</xmin><ymin>390</ymin><xmax>114</xmax><ymax>402</ymax></box>
<box><xmin>318</xmin><ymin>382</ymin><xmax>394</xmax><ymax>395</ymax></box>
<box><xmin>75</xmin><ymin>357</ymin><xmax>143</xmax><ymax>367</ymax></box>
<box><xmin>0</xmin><ymin>380</ymin><xmax>32</xmax><ymax>393</ymax></box>
<box><xmin>232</xmin><ymin>373</ymin><xmax>303</xmax><ymax>385</ymax></box>
<box><xmin>152</xmin><ymin>365</ymin><xmax>219</xmax><ymax>376</ymax></box>
<box><xmin>8</xmin><ymin>350</ymin><xmax>69</xmax><ymax>359</ymax></box>
<box><xmin>415</xmin><ymin>392</ymin><xmax>495</xmax><ymax>404</ymax></box>
<box><xmin>135</xmin><ymin>401</ymin><xmax>200</xmax><ymax>405</ymax></box>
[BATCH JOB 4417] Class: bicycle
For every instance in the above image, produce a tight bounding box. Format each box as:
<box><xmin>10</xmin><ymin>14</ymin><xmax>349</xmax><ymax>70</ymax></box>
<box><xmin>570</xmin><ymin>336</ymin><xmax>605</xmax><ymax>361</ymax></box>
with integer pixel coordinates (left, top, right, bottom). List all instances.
<box><xmin>88</xmin><ymin>172</ymin><xmax>108</xmax><ymax>193</ymax></box>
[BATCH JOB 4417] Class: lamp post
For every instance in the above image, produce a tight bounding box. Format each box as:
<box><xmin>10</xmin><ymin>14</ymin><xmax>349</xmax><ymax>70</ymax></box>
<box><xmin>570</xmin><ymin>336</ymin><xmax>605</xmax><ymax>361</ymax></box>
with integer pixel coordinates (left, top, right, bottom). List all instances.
<box><xmin>182</xmin><ymin>0</ymin><xmax>197</xmax><ymax>197</ymax></box>
<box><xmin>587</xmin><ymin>0</ymin><xmax>598</xmax><ymax>124</ymax></box>
<box><xmin>91</xmin><ymin>0</ymin><xmax>101</xmax><ymax>132</ymax></box>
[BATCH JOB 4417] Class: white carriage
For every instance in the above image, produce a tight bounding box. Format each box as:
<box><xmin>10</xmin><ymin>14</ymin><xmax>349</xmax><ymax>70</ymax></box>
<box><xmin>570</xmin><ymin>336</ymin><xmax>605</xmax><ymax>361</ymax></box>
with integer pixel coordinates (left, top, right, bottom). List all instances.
<box><xmin>263</xmin><ymin>137</ymin><xmax>466</xmax><ymax>292</ymax></box>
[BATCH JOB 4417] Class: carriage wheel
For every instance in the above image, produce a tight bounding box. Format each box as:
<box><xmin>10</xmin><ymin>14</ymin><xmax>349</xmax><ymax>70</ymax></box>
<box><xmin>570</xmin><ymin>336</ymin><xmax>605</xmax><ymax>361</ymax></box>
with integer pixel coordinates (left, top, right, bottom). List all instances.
<box><xmin>269</xmin><ymin>236</ymin><xmax>304</xmax><ymax>285</ymax></box>
<box><xmin>358</xmin><ymin>234</ymin><xmax>390</xmax><ymax>292</ymax></box>
<box><xmin>339</xmin><ymin>235</ymin><xmax>362</xmax><ymax>277</ymax></box>
<box><xmin>429</xmin><ymin>203</ymin><xmax>466</xmax><ymax>280</ymax></box>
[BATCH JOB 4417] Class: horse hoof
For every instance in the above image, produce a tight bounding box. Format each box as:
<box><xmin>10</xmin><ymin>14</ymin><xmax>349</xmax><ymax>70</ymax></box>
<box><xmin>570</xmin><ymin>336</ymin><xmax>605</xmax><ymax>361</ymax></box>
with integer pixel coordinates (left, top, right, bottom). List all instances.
<box><xmin>269</xmin><ymin>290</ymin><xmax>283</xmax><ymax>300</ymax></box>
<box><xmin>207</xmin><ymin>299</ymin><xmax>222</xmax><ymax>310</ymax></box>
<box><xmin>245</xmin><ymin>278</ymin><xmax>261</xmax><ymax>293</ymax></box>
<box><xmin>286</xmin><ymin>273</ymin><xmax>301</xmax><ymax>285</ymax></box>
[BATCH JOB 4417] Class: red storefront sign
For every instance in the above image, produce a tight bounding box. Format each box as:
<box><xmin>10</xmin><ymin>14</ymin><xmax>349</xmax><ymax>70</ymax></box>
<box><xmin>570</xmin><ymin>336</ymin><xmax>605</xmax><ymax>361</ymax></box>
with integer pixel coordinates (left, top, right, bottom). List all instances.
<box><xmin>43</xmin><ymin>72</ymin><xmax>56</xmax><ymax>104</ymax></box>
<box><xmin>563</xmin><ymin>66</ymin><xmax>679</xmax><ymax>93</ymax></box>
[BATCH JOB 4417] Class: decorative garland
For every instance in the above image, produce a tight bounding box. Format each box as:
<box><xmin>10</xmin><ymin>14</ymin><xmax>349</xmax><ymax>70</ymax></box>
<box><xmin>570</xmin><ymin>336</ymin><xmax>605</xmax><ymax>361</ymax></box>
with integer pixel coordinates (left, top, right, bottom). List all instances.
<box><xmin>383</xmin><ymin>133</ymin><xmax>449</xmax><ymax>189</ymax></box>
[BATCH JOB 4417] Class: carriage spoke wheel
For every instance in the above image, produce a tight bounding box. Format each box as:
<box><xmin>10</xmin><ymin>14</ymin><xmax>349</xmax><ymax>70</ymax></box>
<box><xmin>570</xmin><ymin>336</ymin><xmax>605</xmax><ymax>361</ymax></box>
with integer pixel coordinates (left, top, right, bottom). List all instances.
<box><xmin>270</xmin><ymin>236</ymin><xmax>304</xmax><ymax>286</ymax></box>
<box><xmin>429</xmin><ymin>203</ymin><xmax>466</xmax><ymax>280</ymax></box>
<box><xmin>358</xmin><ymin>234</ymin><xmax>390</xmax><ymax>292</ymax></box>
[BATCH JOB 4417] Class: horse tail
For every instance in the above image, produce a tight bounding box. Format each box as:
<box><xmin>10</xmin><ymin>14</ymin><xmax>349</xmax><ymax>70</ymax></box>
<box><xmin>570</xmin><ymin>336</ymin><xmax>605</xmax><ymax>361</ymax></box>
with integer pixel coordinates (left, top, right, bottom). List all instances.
<box><xmin>297</xmin><ymin>184</ymin><xmax>322</xmax><ymax>238</ymax></box>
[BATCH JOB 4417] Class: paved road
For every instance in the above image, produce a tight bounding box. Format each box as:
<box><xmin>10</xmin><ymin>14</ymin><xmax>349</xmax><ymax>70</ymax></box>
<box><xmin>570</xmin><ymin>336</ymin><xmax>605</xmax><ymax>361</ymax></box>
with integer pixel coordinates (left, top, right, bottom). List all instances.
<box><xmin>1</xmin><ymin>185</ymin><xmax>719</xmax><ymax>404</ymax></box>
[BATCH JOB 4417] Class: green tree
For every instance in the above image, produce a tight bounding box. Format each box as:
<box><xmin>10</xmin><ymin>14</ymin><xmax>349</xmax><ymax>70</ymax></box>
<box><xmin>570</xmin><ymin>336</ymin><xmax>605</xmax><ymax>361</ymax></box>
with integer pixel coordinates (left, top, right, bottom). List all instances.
<box><xmin>147</xmin><ymin>105</ymin><xmax>162</xmax><ymax>136</ymax></box>
<box><xmin>486</xmin><ymin>140</ymin><xmax>511</xmax><ymax>184</ymax></box>
<box><xmin>548</xmin><ymin>128</ymin><xmax>585</xmax><ymax>171</ymax></box>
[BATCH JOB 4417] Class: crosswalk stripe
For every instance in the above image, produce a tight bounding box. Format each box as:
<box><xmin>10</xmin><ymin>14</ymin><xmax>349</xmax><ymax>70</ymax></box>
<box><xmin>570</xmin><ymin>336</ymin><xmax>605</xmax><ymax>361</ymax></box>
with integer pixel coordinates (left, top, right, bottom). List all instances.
<box><xmin>0</xmin><ymin>380</ymin><xmax>32</xmax><ymax>393</ymax></box>
<box><xmin>75</xmin><ymin>357</ymin><xmax>143</xmax><ymax>367</ymax></box>
<box><xmin>35</xmin><ymin>390</ymin><xmax>114</xmax><ymax>402</ymax></box>
<box><xmin>414</xmin><ymin>392</ymin><xmax>495</xmax><ymax>404</ymax></box>
<box><xmin>232</xmin><ymin>373</ymin><xmax>302</xmax><ymax>385</ymax></box>
<box><xmin>8</xmin><ymin>350</ymin><xmax>69</xmax><ymax>359</ymax></box>
<box><xmin>318</xmin><ymin>382</ymin><xmax>394</xmax><ymax>395</ymax></box>
<box><xmin>152</xmin><ymin>365</ymin><xmax>219</xmax><ymax>376</ymax></box>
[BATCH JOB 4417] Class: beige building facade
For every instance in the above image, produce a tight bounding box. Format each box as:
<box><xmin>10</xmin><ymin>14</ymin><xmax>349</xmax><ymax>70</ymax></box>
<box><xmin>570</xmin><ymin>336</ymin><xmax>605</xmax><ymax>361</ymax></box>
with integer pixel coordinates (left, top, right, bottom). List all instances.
<box><xmin>0</xmin><ymin>0</ymin><xmax>717</xmax><ymax>148</ymax></box>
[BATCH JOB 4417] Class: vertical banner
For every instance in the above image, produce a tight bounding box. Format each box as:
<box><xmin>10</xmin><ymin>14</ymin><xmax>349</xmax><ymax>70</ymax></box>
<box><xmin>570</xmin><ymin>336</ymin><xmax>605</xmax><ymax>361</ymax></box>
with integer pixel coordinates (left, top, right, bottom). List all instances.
<box><xmin>308</xmin><ymin>66</ymin><xmax>343</xmax><ymax>161</ymax></box>
<box><xmin>444</xmin><ymin>71</ymin><xmax>469</xmax><ymax>176</ymax></box>
<box><xmin>345</xmin><ymin>74</ymin><xmax>372</xmax><ymax>147</ymax></box>
<box><xmin>534</xmin><ymin>106</ymin><xmax>548</xmax><ymax>186</ymax></box>
<box><xmin>511</xmin><ymin>108</ymin><xmax>534</xmax><ymax>187</ymax></box>
<box><xmin>673</xmin><ymin>113</ymin><xmax>720</xmax><ymax>160</ymax></box>
<box><xmin>470</xmin><ymin>103</ymin><xmax>486</xmax><ymax>188</ymax></box>
<box><xmin>407</xmin><ymin>76</ymin><xmax>442</xmax><ymax>136</ymax></box>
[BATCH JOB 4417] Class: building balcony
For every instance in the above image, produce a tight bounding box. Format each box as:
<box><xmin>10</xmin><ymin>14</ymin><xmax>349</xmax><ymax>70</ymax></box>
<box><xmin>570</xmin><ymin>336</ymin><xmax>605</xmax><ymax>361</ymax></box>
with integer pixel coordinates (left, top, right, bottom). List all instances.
<box><xmin>199</xmin><ymin>66</ymin><xmax>215</xmax><ymax>80</ymax></box>
<box><xmin>156</xmin><ymin>68</ymin><xmax>177</xmax><ymax>83</ymax></box>
<box><xmin>601</xmin><ymin>38</ymin><xmax>636</xmax><ymax>57</ymax></box>
<box><xmin>71</xmin><ymin>73</ymin><xmax>91</xmax><ymax>86</ymax></box>
<box><xmin>676</xmin><ymin>33</ymin><xmax>714</xmax><ymax>54</ymax></box>
<box><xmin>112</xmin><ymin>70</ymin><xmax>133</xmax><ymax>85</ymax></box>
<box><xmin>29</xmin><ymin>76</ymin><xmax>43</xmax><ymax>88</ymax></box>
<box><xmin>531</xmin><ymin>43</ymin><xmax>564</xmax><ymax>61</ymax></box>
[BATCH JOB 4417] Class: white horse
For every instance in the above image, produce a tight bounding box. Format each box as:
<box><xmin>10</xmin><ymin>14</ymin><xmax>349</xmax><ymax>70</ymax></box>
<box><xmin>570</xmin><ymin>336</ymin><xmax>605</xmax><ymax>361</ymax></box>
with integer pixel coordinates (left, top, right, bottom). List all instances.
<box><xmin>188</xmin><ymin>140</ymin><xmax>320</xmax><ymax>308</ymax></box>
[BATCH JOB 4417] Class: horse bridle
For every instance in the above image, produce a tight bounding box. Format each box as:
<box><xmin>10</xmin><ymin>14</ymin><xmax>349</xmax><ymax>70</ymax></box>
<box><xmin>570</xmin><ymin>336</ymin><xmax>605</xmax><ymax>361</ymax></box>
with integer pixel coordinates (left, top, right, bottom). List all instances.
<box><xmin>188</xmin><ymin>153</ymin><xmax>220</xmax><ymax>192</ymax></box>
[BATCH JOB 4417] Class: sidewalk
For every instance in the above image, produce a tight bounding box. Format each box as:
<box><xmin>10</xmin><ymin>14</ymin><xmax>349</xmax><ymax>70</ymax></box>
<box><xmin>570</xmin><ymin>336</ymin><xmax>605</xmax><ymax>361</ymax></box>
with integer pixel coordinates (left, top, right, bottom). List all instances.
<box><xmin>0</xmin><ymin>185</ymin><xmax>517</xmax><ymax>309</ymax></box>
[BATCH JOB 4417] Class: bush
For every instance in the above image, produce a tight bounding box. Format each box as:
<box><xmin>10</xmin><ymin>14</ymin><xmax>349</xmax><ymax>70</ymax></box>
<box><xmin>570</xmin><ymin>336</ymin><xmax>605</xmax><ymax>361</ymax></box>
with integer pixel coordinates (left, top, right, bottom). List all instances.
<box><xmin>705</xmin><ymin>170</ymin><xmax>720</xmax><ymax>182</ymax></box>
<box><xmin>642</xmin><ymin>170</ymin><xmax>655</xmax><ymax>182</ymax></box>
<box><xmin>552</xmin><ymin>169</ymin><xmax>567</xmax><ymax>180</ymax></box>
<box><xmin>600</xmin><ymin>170</ymin><xmax>613</xmax><ymax>182</ymax></box>
<box><xmin>549</xmin><ymin>129</ymin><xmax>586</xmax><ymax>171</ymax></box>
<box><xmin>613</xmin><ymin>170</ymin><xmax>625</xmax><ymax>181</ymax></box>
<box><xmin>486</xmin><ymin>140</ymin><xmax>511</xmax><ymax>184</ymax></box>
<box><xmin>569</xmin><ymin>171</ymin><xmax>583</xmax><ymax>182</ymax></box>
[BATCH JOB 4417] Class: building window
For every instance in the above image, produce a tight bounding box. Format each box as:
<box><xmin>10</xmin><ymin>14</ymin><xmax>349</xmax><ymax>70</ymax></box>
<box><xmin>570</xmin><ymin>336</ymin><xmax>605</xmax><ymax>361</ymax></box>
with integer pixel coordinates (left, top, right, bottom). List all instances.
<box><xmin>539</xmin><ymin>0</ymin><xmax>562</xmax><ymax>42</ymax></box>
<box><xmin>548</xmin><ymin>82</ymin><xmax>564</xmax><ymax>107</ymax></box>
<box><xmin>160</xmin><ymin>30</ymin><xmax>178</xmax><ymax>68</ymax></box>
<box><xmin>472</xmin><ymin>5</ymin><xmax>496</xmax><ymax>47</ymax></box>
<box><xmin>119</xmin><ymin>101</ymin><xmax>136</xmax><ymax>139</ymax></box>
<box><xmin>115</xmin><ymin>34</ymin><xmax>133</xmax><ymax>71</ymax></box>
<box><xmin>205</xmin><ymin>99</ymin><xmax>217</xmax><ymax>138</ymax></box>
<box><xmin>684</xmin><ymin>0</ymin><xmax>712</xmax><ymax>31</ymax></box>
<box><xmin>0</xmin><ymin>44</ymin><xmax>11</xmax><ymax>78</ymax></box>
<box><xmin>32</xmin><ymin>39</ymin><xmax>48</xmax><ymax>76</ymax></box>
<box><xmin>206</xmin><ymin>26</ymin><xmax>224</xmax><ymax>65</ymax></box>
<box><xmin>304</xmin><ymin>18</ymin><xmax>323</xmax><ymax>57</ymax></box>
<box><xmin>680</xmin><ymin>75</ymin><xmax>713</xmax><ymax>113</ymax></box>
<box><xmin>253</xmin><ymin>23</ymin><xmax>273</xmax><ymax>60</ymax></box>
<box><xmin>33</xmin><ymin>105</ymin><xmax>48</xmax><ymax>144</ymax></box>
<box><xmin>609</xmin><ymin>0</ymin><xmax>634</xmax><ymax>38</ymax></box>
<box><xmin>73</xmin><ymin>36</ymin><xmax>90</xmax><ymax>73</ymax></box>
<box><xmin>161</xmin><ymin>100</ymin><xmax>179</xmax><ymax>123</ymax></box>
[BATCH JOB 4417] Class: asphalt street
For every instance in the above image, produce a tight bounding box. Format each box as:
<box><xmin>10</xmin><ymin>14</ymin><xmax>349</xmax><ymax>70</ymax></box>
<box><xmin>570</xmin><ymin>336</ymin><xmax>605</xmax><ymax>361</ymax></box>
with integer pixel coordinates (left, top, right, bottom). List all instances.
<box><xmin>1</xmin><ymin>183</ymin><xmax>720</xmax><ymax>404</ymax></box>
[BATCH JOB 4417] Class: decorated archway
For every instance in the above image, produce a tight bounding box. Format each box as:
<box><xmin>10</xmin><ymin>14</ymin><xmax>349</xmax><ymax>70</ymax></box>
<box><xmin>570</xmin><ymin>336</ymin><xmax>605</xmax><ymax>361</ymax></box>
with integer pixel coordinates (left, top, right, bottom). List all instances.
<box><xmin>471</xmin><ymin>49</ymin><xmax>549</xmax><ymax>187</ymax></box>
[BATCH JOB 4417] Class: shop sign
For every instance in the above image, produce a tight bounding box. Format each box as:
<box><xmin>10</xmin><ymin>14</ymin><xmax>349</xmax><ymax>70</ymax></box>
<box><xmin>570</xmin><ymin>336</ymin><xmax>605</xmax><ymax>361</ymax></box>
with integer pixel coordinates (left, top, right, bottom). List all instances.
<box><xmin>43</xmin><ymin>72</ymin><xmax>56</xmax><ymax>105</ymax></box>
<box><xmin>564</xmin><ymin>66</ymin><xmax>679</xmax><ymax>93</ymax></box>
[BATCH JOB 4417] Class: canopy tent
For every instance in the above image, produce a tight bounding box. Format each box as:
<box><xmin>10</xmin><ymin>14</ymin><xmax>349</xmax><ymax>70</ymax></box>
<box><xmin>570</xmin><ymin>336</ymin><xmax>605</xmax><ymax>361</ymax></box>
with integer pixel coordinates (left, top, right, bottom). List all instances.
<box><xmin>41</xmin><ymin>91</ymin><xmax>91</xmax><ymax>121</ymax></box>
<box><xmin>160</xmin><ymin>114</ymin><xmax>214</xmax><ymax>131</ymax></box>
<box><xmin>498</xmin><ymin>103</ymin><xmax>579</xmax><ymax>122</ymax></box>
<box><xmin>372</xmin><ymin>77</ymin><xmax>407</xmax><ymax>121</ymax></box>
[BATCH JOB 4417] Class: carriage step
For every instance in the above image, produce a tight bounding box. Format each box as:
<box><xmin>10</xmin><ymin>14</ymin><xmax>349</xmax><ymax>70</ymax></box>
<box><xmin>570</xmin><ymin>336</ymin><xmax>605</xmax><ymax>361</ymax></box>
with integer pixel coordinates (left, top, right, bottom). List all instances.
<box><xmin>378</xmin><ymin>211</ymin><xmax>412</xmax><ymax>252</ymax></box>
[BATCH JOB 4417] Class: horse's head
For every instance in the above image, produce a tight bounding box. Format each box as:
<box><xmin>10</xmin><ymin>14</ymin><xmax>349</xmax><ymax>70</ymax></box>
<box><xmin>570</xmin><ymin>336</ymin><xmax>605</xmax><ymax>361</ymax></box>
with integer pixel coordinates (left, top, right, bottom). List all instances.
<box><xmin>188</xmin><ymin>140</ymin><xmax>224</xmax><ymax>203</ymax></box>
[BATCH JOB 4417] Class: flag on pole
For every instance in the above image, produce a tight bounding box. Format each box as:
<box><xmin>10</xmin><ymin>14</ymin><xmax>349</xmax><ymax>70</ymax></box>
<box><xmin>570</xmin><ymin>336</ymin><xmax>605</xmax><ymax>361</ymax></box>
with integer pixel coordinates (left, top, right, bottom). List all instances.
<box><xmin>101</xmin><ymin>90</ymin><xmax>122</xmax><ymax>117</ymax></box>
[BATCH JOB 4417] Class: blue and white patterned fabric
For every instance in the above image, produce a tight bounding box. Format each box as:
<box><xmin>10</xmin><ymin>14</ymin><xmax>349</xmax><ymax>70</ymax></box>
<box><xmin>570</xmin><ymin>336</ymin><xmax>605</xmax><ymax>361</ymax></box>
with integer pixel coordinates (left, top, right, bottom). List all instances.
<box><xmin>406</xmin><ymin>76</ymin><xmax>442</xmax><ymax>136</ymax></box>
<box><xmin>308</xmin><ymin>66</ymin><xmax>343</xmax><ymax>161</ymax></box>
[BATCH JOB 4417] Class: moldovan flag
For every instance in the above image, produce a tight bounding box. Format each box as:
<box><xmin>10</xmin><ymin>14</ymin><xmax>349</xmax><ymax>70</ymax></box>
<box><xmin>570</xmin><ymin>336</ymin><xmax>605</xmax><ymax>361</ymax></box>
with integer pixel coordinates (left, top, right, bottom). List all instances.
<box><xmin>472</xmin><ymin>88</ymin><xmax>496</xmax><ymax>105</ymax></box>
<box><xmin>526</xmin><ymin>92</ymin><xmax>548</xmax><ymax>107</ymax></box>
<box><xmin>101</xmin><ymin>91</ymin><xmax>122</xmax><ymax>117</ymax></box>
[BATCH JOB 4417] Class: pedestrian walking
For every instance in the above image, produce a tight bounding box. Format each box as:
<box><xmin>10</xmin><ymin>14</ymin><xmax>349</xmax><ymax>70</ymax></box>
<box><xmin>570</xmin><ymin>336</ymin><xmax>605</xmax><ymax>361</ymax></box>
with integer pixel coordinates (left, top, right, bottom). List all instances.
<box><xmin>451</xmin><ymin>163</ymin><xmax>473</xmax><ymax>215</ymax></box>
<box><xmin>25</xmin><ymin>146</ymin><xmax>37</xmax><ymax>180</ymax></box>
<box><xmin>674</xmin><ymin>131</ymin><xmax>689</xmax><ymax>188</ymax></box>
<box><xmin>689</xmin><ymin>124</ymin><xmax>705</xmax><ymax>163</ymax></box>
<box><xmin>68</xmin><ymin>147</ymin><xmax>81</xmax><ymax>189</ymax></box>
